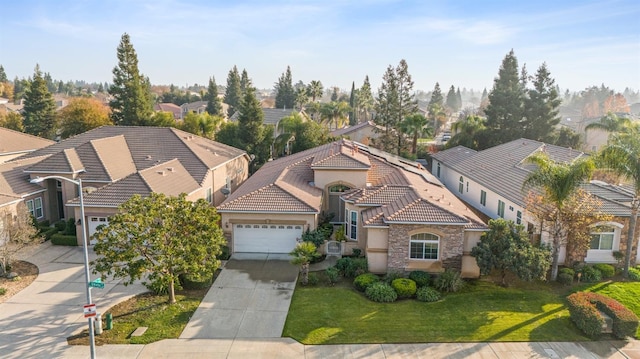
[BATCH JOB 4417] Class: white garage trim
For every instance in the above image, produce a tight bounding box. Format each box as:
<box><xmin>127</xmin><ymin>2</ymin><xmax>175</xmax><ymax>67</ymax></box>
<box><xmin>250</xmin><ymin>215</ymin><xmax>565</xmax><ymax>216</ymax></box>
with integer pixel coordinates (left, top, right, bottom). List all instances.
<box><xmin>88</xmin><ymin>217</ymin><xmax>108</xmax><ymax>244</ymax></box>
<box><xmin>233</xmin><ymin>223</ymin><xmax>303</xmax><ymax>253</ymax></box>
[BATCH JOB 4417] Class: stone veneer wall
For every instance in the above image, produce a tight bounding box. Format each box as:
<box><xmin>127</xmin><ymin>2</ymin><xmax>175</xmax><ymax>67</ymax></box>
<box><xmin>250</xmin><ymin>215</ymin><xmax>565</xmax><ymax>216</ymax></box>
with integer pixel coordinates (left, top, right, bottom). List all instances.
<box><xmin>565</xmin><ymin>216</ymin><xmax>640</xmax><ymax>265</ymax></box>
<box><xmin>387</xmin><ymin>224</ymin><xmax>465</xmax><ymax>272</ymax></box>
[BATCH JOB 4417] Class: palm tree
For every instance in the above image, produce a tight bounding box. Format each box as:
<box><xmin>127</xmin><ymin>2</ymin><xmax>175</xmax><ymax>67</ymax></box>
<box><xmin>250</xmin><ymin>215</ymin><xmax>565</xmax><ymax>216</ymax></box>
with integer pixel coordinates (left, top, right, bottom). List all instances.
<box><xmin>399</xmin><ymin>114</ymin><xmax>432</xmax><ymax>155</ymax></box>
<box><xmin>427</xmin><ymin>103</ymin><xmax>447</xmax><ymax>133</ymax></box>
<box><xmin>597</xmin><ymin>124</ymin><xmax>640</xmax><ymax>277</ymax></box>
<box><xmin>295</xmin><ymin>88</ymin><xmax>308</xmax><ymax>111</ymax></box>
<box><xmin>289</xmin><ymin>242</ymin><xmax>319</xmax><ymax>285</ymax></box>
<box><xmin>585</xmin><ymin>112</ymin><xmax>632</xmax><ymax>133</ymax></box>
<box><xmin>320</xmin><ymin>101</ymin><xmax>350</xmax><ymax>130</ymax></box>
<box><xmin>449</xmin><ymin>115</ymin><xmax>486</xmax><ymax>149</ymax></box>
<box><xmin>523</xmin><ymin>152</ymin><xmax>595</xmax><ymax>280</ymax></box>
<box><xmin>307</xmin><ymin>80</ymin><xmax>323</xmax><ymax>103</ymax></box>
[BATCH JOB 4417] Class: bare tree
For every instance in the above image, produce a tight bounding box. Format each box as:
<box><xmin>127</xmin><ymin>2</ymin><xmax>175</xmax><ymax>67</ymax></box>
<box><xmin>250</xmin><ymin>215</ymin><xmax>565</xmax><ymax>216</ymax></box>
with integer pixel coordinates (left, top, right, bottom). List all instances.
<box><xmin>0</xmin><ymin>203</ymin><xmax>42</xmax><ymax>275</ymax></box>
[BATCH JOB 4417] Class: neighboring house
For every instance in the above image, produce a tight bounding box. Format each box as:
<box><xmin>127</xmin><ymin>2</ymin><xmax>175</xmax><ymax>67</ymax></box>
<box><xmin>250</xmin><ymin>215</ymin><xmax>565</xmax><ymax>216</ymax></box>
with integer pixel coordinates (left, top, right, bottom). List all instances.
<box><xmin>229</xmin><ymin>108</ymin><xmax>309</xmax><ymax>137</ymax></box>
<box><xmin>4</xmin><ymin>126</ymin><xmax>249</xmax><ymax>245</ymax></box>
<box><xmin>0</xmin><ymin>127</ymin><xmax>54</xmax><ymax>163</ymax></box>
<box><xmin>431</xmin><ymin>139</ymin><xmax>640</xmax><ymax>265</ymax></box>
<box><xmin>154</xmin><ymin>103</ymin><xmax>182</xmax><ymax>120</ymax></box>
<box><xmin>218</xmin><ymin>139</ymin><xmax>487</xmax><ymax>276</ymax></box>
<box><xmin>180</xmin><ymin>101</ymin><xmax>208</xmax><ymax>118</ymax></box>
<box><xmin>331</xmin><ymin>121</ymin><xmax>380</xmax><ymax>145</ymax></box>
<box><xmin>0</xmin><ymin>156</ymin><xmax>49</xmax><ymax>220</ymax></box>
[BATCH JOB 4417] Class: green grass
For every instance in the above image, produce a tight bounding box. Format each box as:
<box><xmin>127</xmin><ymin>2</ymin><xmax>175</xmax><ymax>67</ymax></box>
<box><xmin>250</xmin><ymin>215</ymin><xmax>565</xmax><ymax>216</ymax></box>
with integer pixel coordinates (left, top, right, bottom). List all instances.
<box><xmin>283</xmin><ymin>280</ymin><xmax>589</xmax><ymax>344</ymax></box>
<box><xmin>67</xmin><ymin>288</ymin><xmax>208</xmax><ymax>345</ymax></box>
<box><xmin>582</xmin><ymin>281</ymin><xmax>640</xmax><ymax>337</ymax></box>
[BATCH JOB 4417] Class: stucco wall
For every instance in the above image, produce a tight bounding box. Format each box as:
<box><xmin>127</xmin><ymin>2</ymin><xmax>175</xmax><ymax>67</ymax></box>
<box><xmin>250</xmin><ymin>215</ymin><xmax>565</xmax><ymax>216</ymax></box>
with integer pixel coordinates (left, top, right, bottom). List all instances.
<box><xmin>314</xmin><ymin>169</ymin><xmax>367</xmax><ymax>191</ymax></box>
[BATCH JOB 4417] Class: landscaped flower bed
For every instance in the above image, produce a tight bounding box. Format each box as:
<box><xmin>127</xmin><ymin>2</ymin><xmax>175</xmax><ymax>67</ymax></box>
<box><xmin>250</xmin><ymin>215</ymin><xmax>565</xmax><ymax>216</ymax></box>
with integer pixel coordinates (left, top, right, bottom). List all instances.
<box><xmin>567</xmin><ymin>291</ymin><xmax>639</xmax><ymax>339</ymax></box>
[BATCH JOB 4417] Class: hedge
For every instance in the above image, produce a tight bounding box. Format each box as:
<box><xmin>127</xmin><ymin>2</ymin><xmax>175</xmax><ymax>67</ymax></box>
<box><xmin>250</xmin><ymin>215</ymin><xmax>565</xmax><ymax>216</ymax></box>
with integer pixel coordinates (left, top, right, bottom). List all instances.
<box><xmin>41</xmin><ymin>227</ymin><xmax>59</xmax><ymax>241</ymax></box>
<box><xmin>567</xmin><ymin>291</ymin><xmax>639</xmax><ymax>339</ymax></box>
<box><xmin>50</xmin><ymin>234</ymin><xmax>78</xmax><ymax>246</ymax></box>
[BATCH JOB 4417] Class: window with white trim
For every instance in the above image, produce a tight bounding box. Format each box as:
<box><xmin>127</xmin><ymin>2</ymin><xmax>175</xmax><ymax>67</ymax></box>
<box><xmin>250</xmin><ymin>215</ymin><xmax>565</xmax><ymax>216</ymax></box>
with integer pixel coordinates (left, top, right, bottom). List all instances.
<box><xmin>410</xmin><ymin>233</ymin><xmax>439</xmax><ymax>260</ymax></box>
<box><xmin>345</xmin><ymin>210</ymin><xmax>358</xmax><ymax>241</ymax></box>
<box><xmin>458</xmin><ymin>176</ymin><xmax>464</xmax><ymax>194</ymax></box>
<box><xmin>480</xmin><ymin>190</ymin><xmax>486</xmax><ymax>206</ymax></box>
<box><xmin>436</xmin><ymin>162</ymin><xmax>441</xmax><ymax>178</ymax></box>
<box><xmin>497</xmin><ymin>200</ymin><xmax>505</xmax><ymax>218</ymax></box>
<box><xmin>206</xmin><ymin>188</ymin><xmax>213</xmax><ymax>203</ymax></box>
<box><xmin>590</xmin><ymin>226</ymin><xmax>615</xmax><ymax>250</ymax></box>
<box><xmin>26</xmin><ymin>200</ymin><xmax>34</xmax><ymax>217</ymax></box>
<box><xmin>34</xmin><ymin>197</ymin><xmax>43</xmax><ymax>219</ymax></box>
<box><xmin>516</xmin><ymin>210</ymin><xmax>522</xmax><ymax>225</ymax></box>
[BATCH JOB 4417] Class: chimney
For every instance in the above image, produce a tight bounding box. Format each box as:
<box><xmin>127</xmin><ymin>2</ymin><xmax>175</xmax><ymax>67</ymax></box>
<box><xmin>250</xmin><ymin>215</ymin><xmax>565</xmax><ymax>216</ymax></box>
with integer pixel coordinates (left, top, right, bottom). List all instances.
<box><xmin>157</xmin><ymin>171</ymin><xmax>166</xmax><ymax>176</ymax></box>
<box><xmin>167</xmin><ymin>167</ymin><xmax>174</xmax><ymax>172</ymax></box>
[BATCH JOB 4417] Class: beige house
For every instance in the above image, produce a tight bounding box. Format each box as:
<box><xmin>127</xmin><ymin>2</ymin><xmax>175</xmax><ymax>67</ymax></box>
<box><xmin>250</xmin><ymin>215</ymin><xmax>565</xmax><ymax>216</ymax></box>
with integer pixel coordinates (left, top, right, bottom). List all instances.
<box><xmin>331</xmin><ymin>121</ymin><xmax>380</xmax><ymax>145</ymax></box>
<box><xmin>8</xmin><ymin>126</ymin><xmax>249</xmax><ymax>245</ymax></box>
<box><xmin>218</xmin><ymin>140</ymin><xmax>487</xmax><ymax>276</ymax></box>
<box><xmin>0</xmin><ymin>127</ymin><xmax>54</xmax><ymax>164</ymax></box>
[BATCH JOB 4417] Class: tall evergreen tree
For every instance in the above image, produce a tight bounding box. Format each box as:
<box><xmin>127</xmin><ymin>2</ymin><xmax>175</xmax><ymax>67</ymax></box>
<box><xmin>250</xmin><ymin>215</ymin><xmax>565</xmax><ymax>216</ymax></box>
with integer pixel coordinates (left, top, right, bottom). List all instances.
<box><xmin>330</xmin><ymin>87</ymin><xmax>339</xmax><ymax>102</ymax></box>
<box><xmin>224</xmin><ymin>66</ymin><xmax>242</xmax><ymax>118</ymax></box>
<box><xmin>357</xmin><ymin>76</ymin><xmax>374</xmax><ymax>121</ymax></box>
<box><xmin>429</xmin><ymin>82</ymin><xmax>444</xmax><ymax>108</ymax></box>
<box><xmin>274</xmin><ymin>66</ymin><xmax>295</xmax><ymax>109</ymax></box>
<box><xmin>0</xmin><ymin>65</ymin><xmax>7</xmax><ymax>82</ymax></box>
<box><xmin>481</xmin><ymin>49</ymin><xmax>525</xmax><ymax>149</ymax></box>
<box><xmin>456</xmin><ymin>87</ymin><xmax>463</xmax><ymax>111</ymax></box>
<box><xmin>348</xmin><ymin>82</ymin><xmax>357</xmax><ymax>125</ymax></box>
<box><xmin>373</xmin><ymin>65</ymin><xmax>399</xmax><ymax>153</ymax></box>
<box><xmin>394</xmin><ymin>59</ymin><xmax>418</xmax><ymax>154</ymax></box>
<box><xmin>238</xmin><ymin>81</ymin><xmax>269</xmax><ymax>172</ymax></box>
<box><xmin>108</xmin><ymin>33</ymin><xmax>154</xmax><ymax>126</ymax></box>
<box><xmin>445</xmin><ymin>85</ymin><xmax>457</xmax><ymax>111</ymax></box>
<box><xmin>523</xmin><ymin>63</ymin><xmax>561</xmax><ymax>142</ymax></box>
<box><xmin>22</xmin><ymin>64</ymin><xmax>57</xmax><ymax>138</ymax></box>
<box><xmin>240</xmin><ymin>69</ymin><xmax>250</xmax><ymax>97</ymax></box>
<box><xmin>205</xmin><ymin>76</ymin><xmax>223</xmax><ymax>116</ymax></box>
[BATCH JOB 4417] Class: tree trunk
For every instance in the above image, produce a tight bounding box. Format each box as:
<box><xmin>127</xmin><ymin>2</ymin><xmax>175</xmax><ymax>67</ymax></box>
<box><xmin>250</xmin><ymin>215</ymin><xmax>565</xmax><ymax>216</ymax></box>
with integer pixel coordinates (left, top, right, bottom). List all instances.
<box><xmin>623</xmin><ymin>199</ymin><xmax>639</xmax><ymax>278</ymax></box>
<box><xmin>550</xmin><ymin>236</ymin><xmax>560</xmax><ymax>281</ymax></box>
<box><xmin>168</xmin><ymin>279</ymin><xmax>176</xmax><ymax>304</ymax></box>
<box><xmin>301</xmin><ymin>263</ymin><xmax>309</xmax><ymax>285</ymax></box>
<box><xmin>501</xmin><ymin>269</ymin><xmax>507</xmax><ymax>287</ymax></box>
<box><xmin>412</xmin><ymin>133</ymin><xmax>418</xmax><ymax>154</ymax></box>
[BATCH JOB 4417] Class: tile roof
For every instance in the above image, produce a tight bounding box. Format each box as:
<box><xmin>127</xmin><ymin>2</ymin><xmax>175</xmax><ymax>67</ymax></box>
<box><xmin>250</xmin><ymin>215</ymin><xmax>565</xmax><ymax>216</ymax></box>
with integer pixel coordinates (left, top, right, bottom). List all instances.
<box><xmin>220</xmin><ymin>139</ymin><xmax>486</xmax><ymax>229</ymax></box>
<box><xmin>139</xmin><ymin>159</ymin><xmax>200</xmax><ymax>196</ymax></box>
<box><xmin>0</xmin><ymin>128</ymin><xmax>54</xmax><ymax>156</ymax></box>
<box><xmin>229</xmin><ymin>108</ymin><xmax>304</xmax><ymax>126</ymax></box>
<box><xmin>581</xmin><ymin>181</ymin><xmax>638</xmax><ymax>218</ymax></box>
<box><xmin>70</xmin><ymin>173</ymin><xmax>151</xmax><ymax>207</ymax></box>
<box><xmin>91</xmin><ymin>135</ymin><xmax>136</xmax><ymax>181</ymax></box>
<box><xmin>330</xmin><ymin>121</ymin><xmax>378</xmax><ymax>137</ymax></box>
<box><xmin>432</xmin><ymin>139</ymin><xmax>586</xmax><ymax>207</ymax></box>
<box><xmin>0</xmin><ymin>156</ymin><xmax>48</xmax><ymax>206</ymax></box>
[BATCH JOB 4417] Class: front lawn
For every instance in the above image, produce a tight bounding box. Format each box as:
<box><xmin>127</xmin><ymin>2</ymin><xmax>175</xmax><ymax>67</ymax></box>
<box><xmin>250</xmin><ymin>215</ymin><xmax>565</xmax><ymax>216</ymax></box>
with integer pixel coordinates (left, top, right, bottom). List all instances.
<box><xmin>283</xmin><ymin>279</ymin><xmax>589</xmax><ymax>344</ymax></box>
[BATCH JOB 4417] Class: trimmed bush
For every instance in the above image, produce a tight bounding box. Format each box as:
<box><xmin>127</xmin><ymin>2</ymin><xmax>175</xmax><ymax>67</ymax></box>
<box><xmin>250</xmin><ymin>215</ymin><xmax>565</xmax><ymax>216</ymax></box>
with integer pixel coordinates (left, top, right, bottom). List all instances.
<box><xmin>383</xmin><ymin>271</ymin><xmax>404</xmax><ymax>284</ymax></box>
<box><xmin>416</xmin><ymin>286</ymin><xmax>441</xmax><ymax>302</ymax></box>
<box><xmin>326</xmin><ymin>267</ymin><xmax>340</xmax><ymax>285</ymax></box>
<box><xmin>409</xmin><ymin>270</ymin><xmax>431</xmax><ymax>287</ymax></box>
<box><xmin>559</xmin><ymin>267</ymin><xmax>575</xmax><ymax>278</ymax></box>
<box><xmin>365</xmin><ymin>282</ymin><xmax>397</xmax><ymax>303</ymax></box>
<box><xmin>220</xmin><ymin>245</ymin><xmax>231</xmax><ymax>260</ymax></box>
<box><xmin>352</xmin><ymin>248</ymin><xmax>362</xmax><ymax>257</ymax></box>
<box><xmin>567</xmin><ymin>291</ymin><xmax>639</xmax><ymax>339</ymax></box>
<box><xmin>593</xmin><ymin>264</ymin><xmax>615</xmax><ymax>278</ymax></box>
<box><xmin>391</xmin><ymin>278</ymin><xmax>417</xmax><ymax>298</ymax></box>
<box><xmin>335</xmin><ymin>257</ymin><xmax>368</xmax><ymax>278</ymax></box>
<box><xmin>629</xmin><ymin>267</ymin><xmax>640</xmax><ymax>281</ymax></box>
<box><xmin>335</xmin><ymin>257</ymin><xmax>353</xmax><ymax>276</ymax></box>
<box><xmin>579</xmin><ymin>266</ymin><xmax>602</xmax><ymax>282</ymax></box>
<box><xmin>179</xmin><ymin>273</ymin><xmax>213</xmax><ymax>290</ymax></box>
<box><xmin>301</xmin><ymin>229</ymin><xmax>328</xmax><ymax>248</ymax></box>
<box><xmin>50</xmin><ymin>234</ymin><xmax>78</xmax><ymax>246</ymax></box>
<box><xmin>65</xmin><ymin>218</ymin><xmax>77</xmax><ymax>235</ymax></box>
<box><xmin>434</xmin><ymin>270</ymin><xmax>464</xmax><ymax>293</ymax></box>
<box><xmin>354</xmin><ymin>273</ymin><xmax>380</xmax><ymax>292</ymax></box>
<box><xmin>557</xmin><ymin>272</ymin><xmax>574</xmax><ymax>286</ymax></box>
<box><xmin>54</xmin><ymin>220</ymin><xmax>67</xmax><ymax>232</ymax></box>
<box><xmin>41</xmin><ymin>227</ymin><xmax>59</xmax><ymax>241</ymax></box>
<box><xmin>307</xmin><ymin>272</ymin><xmax>319</xmax><ymax>286</ymax></box>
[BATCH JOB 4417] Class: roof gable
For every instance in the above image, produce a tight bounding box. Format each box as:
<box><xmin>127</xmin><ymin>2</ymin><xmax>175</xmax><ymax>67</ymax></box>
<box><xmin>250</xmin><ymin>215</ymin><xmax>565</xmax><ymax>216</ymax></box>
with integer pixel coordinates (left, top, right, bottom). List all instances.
<box><xmin>0</xmin><ymin>127</ymin><xmax>54</xmax><ymax>156</ymax></box>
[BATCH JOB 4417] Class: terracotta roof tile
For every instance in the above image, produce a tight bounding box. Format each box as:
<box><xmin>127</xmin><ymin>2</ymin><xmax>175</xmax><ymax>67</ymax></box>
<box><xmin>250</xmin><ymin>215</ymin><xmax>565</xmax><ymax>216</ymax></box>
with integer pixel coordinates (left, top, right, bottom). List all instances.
<box><xmin>0</xmin><ymin>156</ymin><xmax>49</xmax><ymax>206</ymax></box>
<box><xmin>70</xmin><ymin>174</ymin><xmax>151</xmax><ymax>207</ymax></box>
<box><xmin>91</xmin><ymin>135</ymin><xmax>136</xmax><ymax>181</ymax></box>
<box><xmin>139</xmin><ymin>159</ymin><xmax>200</xmax><ymax>197</ymax></box>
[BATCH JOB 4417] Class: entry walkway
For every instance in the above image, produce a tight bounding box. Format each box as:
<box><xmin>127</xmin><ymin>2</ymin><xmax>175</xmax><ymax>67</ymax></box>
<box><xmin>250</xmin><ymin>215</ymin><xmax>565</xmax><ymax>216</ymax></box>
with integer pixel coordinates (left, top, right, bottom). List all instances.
<box><xmin>179</xmin><ymin>253</ymin><xmax>299</xmax><ymax>339</ymax></box>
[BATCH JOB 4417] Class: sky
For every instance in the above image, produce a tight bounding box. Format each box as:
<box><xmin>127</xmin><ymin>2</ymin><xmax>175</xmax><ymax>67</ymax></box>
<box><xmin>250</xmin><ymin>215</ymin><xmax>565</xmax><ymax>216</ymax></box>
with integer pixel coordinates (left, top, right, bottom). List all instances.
<box><xmin>1</xmin><ymin>0</ymin><xmax>639</xmax><ymax>94</ymax></box>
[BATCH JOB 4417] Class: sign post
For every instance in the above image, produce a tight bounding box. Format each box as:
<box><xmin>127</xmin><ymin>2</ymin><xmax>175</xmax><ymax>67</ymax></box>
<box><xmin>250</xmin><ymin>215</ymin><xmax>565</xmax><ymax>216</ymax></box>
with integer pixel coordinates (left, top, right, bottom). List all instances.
<box><xmin>83</xmin><ymin>304</ymin><xmax>97</xmax><ymax>318</ymax></box>
<box><xmin>89</xmin><ymin>278</ymin><xmax>105</xmax><ymax>289</ymax></box>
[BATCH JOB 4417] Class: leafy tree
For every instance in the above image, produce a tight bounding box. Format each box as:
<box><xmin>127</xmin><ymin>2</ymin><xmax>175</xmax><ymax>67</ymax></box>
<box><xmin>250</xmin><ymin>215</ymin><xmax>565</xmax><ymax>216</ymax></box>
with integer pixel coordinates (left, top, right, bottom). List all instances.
<box><xmin>320</xmin><ymin>101</ymin><xmax>350</xmax><ymax>130</ymax></box>
<box><xmin>523</xmin><ymin>63</ymin><xmax>561</xmax><ymax>142</ymax></box>
<box><xmin>356</xmin><ymin>76</ymin><xmax>374</xmax><ymax>122</ymax></box>
<box><xmin>0</xmin><ymin>65</ymin><xmax>7</xmax><ymax>83</ymax></box>
<box><xmin>180</xmin><ymin>112</ymin><xmax>222</xmax><ymax>139</ymax></box>
<box><xmin>275</xmin><ymin>66</ymin><xmax>295</xmax><ymax>109</ymax></box>
<box><xmin>224</xmin><ymin>66</ymin><xmax>242</xmax><ymax>117</ymax></box>
<box><xmin>0</xmin><ymin>112</ymin><xmax>24</xmax><ymax>132</ymax></box>
<box><xmin>523</xmin><ymin>152</ymin><xmax>596</xmax><ymax>280</ymax></box>
<box><xmin>91</xmin><ymin>193</ymin><xmax>226</xmax><ymax>304</ymax></box>
<box><xmin>214</xmin><ymin>121</ymin><xmax>240</xmax><ymax>148</ymax></box>
<box><xmin>22</xmin><ymin>64</ymin><xmax>57</xmax><ymax>138</ymax></box>
<box><xmin>597</xmin><ymin>125</ymin><xmax>640</xmax><ymax>277</ymax></box>
<box><xmin>307</xmin><ymin>80</ymin><xmax>323</xmax><ymax>102</ymax></box>
<box><xmin>482</xmin><ymin>50</ymin><xmax>525</xmax><ymax>149</ymax></box>
<box><xmin>399</xmin><ymin>113</ymin><xmax>432</xmax><ymax>155</ymax></box>
<box><xmin>205</xmin><ymin>76</ymin><xmax>223</xmax><ymax>116</ymax></box>
<box><xmin>58</xmin><ymin>97</ymin><xmax>112</xmax><ymax>138</ymax></box>
<box><xmin>0</xmin><ymin>80</ymin><xmax>14</xmax><ymax>100</ymax></box>
<box><xmin>471</xmin><ymin>219</ymin><xmax>550</xmax><ymax>286</ymax></box>
<box><xmin>109</xmin><ymin>33</ymin><xmax>154</xmax><ymax>126</ymax></box>
<box><xmin>0</xmin><ymin>203</ymin><xmax>42</xmax><ymax>276</ymax></box>
<box><xmin>289</xmin><ymin>242</ymin><xmax>320</xmax><ymax>285</ymax></box>
<box><xmin>448</xmin><ymin>115</ymin><xmax>486</xmax><ymax>149</ymax></box>
<box><xmin>274</xmin><ymin>112</ymin><xmax>331</xmax><ymax>156</ymax></box>
<box><xmin>550</xmin><ymin>127</ymin><xmax>582</xmax><ymax>149</ymax></box>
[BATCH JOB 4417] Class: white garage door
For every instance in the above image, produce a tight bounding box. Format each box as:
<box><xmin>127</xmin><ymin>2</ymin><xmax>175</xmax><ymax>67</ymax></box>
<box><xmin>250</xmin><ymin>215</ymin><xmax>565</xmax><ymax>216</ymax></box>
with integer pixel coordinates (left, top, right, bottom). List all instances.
<box><xmin>88</xmin><ymin>217</ymin><xmax>109</xmax><ymax>244</ymax></box>
<box><xmin>234</xmin><ymin>223</ymin><xmax>303</xmax><ymax>253</ymax></box>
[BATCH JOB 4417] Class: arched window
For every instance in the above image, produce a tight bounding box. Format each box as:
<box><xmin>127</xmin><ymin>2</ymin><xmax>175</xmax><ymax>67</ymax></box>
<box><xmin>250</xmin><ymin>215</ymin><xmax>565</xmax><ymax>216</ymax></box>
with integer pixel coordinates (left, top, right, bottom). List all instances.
<box><xmin>409</xmin><ymin>233</ymin><xmax>439</xmax><ymax>260</ymax></box>
<box><xmin>458</xmin><ymin>176</ymin><xmax>464</xmax><ymax>194</ymax></box>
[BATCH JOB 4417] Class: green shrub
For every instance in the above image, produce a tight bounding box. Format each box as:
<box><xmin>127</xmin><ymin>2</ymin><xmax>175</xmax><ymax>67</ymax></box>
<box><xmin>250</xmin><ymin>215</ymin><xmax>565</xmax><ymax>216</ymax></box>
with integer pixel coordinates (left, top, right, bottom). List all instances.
<box><xmin>365</xmin><ymin>282</ymin><xmax>397</xmax><ymax>303</ymax></box>
<box><xmin>326</xmin><ymin>267</ymin><xmax>340</xmax><ymax>285</ymax></box>
<box><xmin>50</xmin><ymin>234</ymin><xmax>78</xmax><ymax>246</ymax></box>
<box><xmin>567</xmin><ymin>291</ymin><xmax>639</xmax><ymax>339</ymax></box>
<box><xmin>557</xmin><ymin>272</ymin><xmax>574</xmax><ymax>286</ymax></box>
<box><xmin>391</xmin><ymin>278</ymin><xmax>417</xmax><ymax>298</ymax></box>
<box><xmin>36</xmin><ymin>220</ymin><xmax>50</xmax><ymax>229</ymax></box>
<box><xmin>0</xmin><ymin>287</ymin><xmax>6</xmax><ymax>296</ymax></box>
<box><xmin>593</xmin><ymin>264</ymin><xmax>615</xmax><ymax>278</ymax></box>
<box><xmin>559</xmin><ymin>267</ymin><xmax>575</xmax><ymax>278</ymax></box>
<box><xmin>335</xmin><ymin>257</ymin><xmax>353</xmax><ymax>275</ymax></box>
<box><xmin>383</xmin><ymin>271</ymin><xmax>404</xmax><ymax>284</ymax></box>
<box><xmin>629</xmin><ymin>267</ymin><xmax>640</xmax><ymax>281</ymax></box>
<box><xmin>220</xmin><ymin>245</ymin><xmax>231</xmax><ymax>260</ymax></box>
<box><xmin>335</xmin><ymin>257</ymin><xmax>368</xmax><ymax>278</ymax></box>
<box><xmin>434</xmin><ymin>270</ymin><xmax>464</xmax><ymax>293</ymax></box>
<box><xmin>179</xmin><ymin>273</ymin><xmax>213</xmax><ymax>290</ymax></box>
<box><xmin>301</xmin><ymin>229</ymin><xmax>327</xmax><ymax>248</ymax></box>
<box><xmin>354</xmin><ymin>273</ymin><xmax>380</xmax><ymax>292</ymax></box>
<box><xmin>579</xmin><ymin>266</ymin><xmax>602</xmax><ymax>282</ymax></box>
<box><xmin>41</xmin><ymin>227</ymin><xmax>59</xmax><ymax>241</ymax></box>
<box><xmin>54</xmin><ymin>220</ymin><xmax>67</xmax><ymax>232</ymax></box>
<box><xmin>409</xmin><ymin>271</ymin><xmax>431</xmax><ymax>287</ymax></box>
<box><xmin>144</xmin><ymin>279</ymin><xmax>171</xmax><ymax>295</ymax></box>
<box><xmin>352</xmin><ymin>248</ymin><xmax>362</xmax><ymax>257</ymax></box>
<box><xmin>65</xmin><ymin>218</ymin><xmax>77</xmax><ymax>235</ymax></box>
<box><xmin>416</xmin><ymin>286</ymin><xmax>441</xmax><ymax>302</ymax></box>
<box><xmin>307</xmin><ymin>272</ymin><xmax>319</xmax><ymax>286</ymax></box>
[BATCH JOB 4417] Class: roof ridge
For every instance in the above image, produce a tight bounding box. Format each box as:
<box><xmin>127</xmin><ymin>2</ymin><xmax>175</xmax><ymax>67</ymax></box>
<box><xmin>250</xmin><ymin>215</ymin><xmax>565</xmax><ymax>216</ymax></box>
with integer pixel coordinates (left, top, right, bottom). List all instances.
<box><xmin>167</xmin><ymin>128</ymin><xmax>211</xmax><ymax>185</ymax></box>
<box><xmin>386</xmin><ymin>193</ymin><xmax>422</xmax><ymax>219</ymax></box>
<box><xmin>219</xmin><ymin>183</ymin><xmax>277</xmax><ymax>208</ymax></box>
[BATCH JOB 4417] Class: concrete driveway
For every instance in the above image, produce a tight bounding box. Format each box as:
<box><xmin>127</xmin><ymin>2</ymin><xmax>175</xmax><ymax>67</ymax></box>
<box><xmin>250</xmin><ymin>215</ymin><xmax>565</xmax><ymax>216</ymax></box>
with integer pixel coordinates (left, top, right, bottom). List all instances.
<box><xmin>180</xmin><ymin>253</ymin><xmax>298</xmax><ymax>339</ymax></box>
<box><xmin>0</xmin><ymin>241</ymin><xmax>146</xmax><ymax>359</ymax></box>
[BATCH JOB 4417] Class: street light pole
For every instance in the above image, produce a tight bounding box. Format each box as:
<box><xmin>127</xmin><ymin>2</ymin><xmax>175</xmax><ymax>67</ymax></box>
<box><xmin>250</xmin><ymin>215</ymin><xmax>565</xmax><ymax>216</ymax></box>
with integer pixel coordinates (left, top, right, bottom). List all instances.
<box><xmin>30</xmin><ymin>176</ymin><xmax>95</xmax><ymax>359</ymax></box>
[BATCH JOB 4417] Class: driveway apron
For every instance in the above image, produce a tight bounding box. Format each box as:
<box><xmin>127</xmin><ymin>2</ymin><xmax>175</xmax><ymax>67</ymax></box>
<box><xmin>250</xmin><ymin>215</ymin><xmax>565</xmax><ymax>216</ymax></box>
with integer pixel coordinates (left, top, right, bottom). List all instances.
<box><xmin>180</xmin><ymin>253</ymin><xmax>298</xmax><ymax>339</ymax></box>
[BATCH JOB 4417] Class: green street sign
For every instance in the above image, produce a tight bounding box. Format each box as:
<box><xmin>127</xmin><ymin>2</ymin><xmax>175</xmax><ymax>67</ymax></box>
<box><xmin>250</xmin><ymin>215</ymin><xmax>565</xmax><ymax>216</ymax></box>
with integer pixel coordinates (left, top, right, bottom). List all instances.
<box><xmin>89</xmin><ymin>278</ymin><xmax>105</xmax><ymax>289</ymax></box>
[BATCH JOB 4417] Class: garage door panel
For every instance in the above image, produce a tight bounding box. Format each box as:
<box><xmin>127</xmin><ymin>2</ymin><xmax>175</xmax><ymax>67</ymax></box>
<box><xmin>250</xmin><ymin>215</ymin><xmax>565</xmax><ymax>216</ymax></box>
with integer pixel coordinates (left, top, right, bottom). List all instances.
<box><xmin>234</xmin><ymin>224</ymin><xmax>303</xmax><ymax>253</ymax></box>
